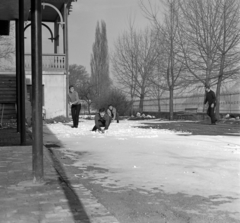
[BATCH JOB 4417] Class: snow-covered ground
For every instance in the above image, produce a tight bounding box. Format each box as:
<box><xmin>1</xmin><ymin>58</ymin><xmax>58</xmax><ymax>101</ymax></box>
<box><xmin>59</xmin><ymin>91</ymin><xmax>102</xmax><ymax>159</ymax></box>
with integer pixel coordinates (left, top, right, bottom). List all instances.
<box><xmin>44</xmin><ymin>119</ymin><xmax>240</xmax><ymax>219</ymax></box>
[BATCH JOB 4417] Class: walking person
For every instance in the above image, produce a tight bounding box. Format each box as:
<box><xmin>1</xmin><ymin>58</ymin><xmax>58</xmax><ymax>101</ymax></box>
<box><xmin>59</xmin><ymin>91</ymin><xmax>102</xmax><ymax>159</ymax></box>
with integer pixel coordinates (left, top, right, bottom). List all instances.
<box><xmin>68</xmin><ymin>85</ymin><xmax>81</xmax><ymax>128</ymax></box>
<box><xmin>92</xmin><ymin>108</ymin><xmax>111</xmax><ymax>133</ymax></box>
<box><xmin>204</xmin><ymin>84</ymin><xmax>217</xmax><ymax>125</ymax></box>
<box><xmin>107</xmin><ymin>104</ymin><xmax>119</xmax><ymax>123</ymax></box>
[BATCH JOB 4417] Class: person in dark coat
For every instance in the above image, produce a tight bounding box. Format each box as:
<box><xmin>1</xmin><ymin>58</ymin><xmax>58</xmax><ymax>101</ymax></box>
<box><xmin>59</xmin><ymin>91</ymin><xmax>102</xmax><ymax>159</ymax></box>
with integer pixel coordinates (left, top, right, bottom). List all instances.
<box><xmin>204</xmin><ymin>84</ymin><xmax>217</xmax><ymax>125</ymax></box>
<box><xmin>92</xmin><ymin>108</ymin><xmax>111</xmax><ymax>133</ymax></box>
<box><xmin>68</xmin><ymin>85</ymin><xmax>81</xmax><ymax>128</ymax></box>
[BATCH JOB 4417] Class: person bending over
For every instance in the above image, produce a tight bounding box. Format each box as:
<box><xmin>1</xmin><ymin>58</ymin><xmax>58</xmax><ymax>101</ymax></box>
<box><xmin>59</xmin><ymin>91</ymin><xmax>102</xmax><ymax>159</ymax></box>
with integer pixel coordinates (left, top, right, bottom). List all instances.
<box><xmin>107</xmin><ymin>104</ymin><xmax>119</xmax><ymax>123</ymax></box>
<box><xmin>68</xmin><ymin>85</ymin><xmax>81</xmax><ymax>128</ymax></box>
<box><xmin>92</xmin><ymin>108</ymin><xmax>111</xmax><ymax>133</ymax></box>
<box><xmin>204</xmin><ymin>84</ymin><xmax>217</xmax><ymax>125</ymax></box>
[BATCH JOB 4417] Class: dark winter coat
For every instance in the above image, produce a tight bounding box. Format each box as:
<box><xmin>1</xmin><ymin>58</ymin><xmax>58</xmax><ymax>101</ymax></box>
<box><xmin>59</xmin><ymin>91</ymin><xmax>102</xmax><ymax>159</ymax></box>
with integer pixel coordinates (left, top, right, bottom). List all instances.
<box><xmin>204</xmin><ymin>90</ymin><xmax>216</xmax><ymax>106</ymax></box>
<box><xmin>94</xmin><ymin>113</ymin><xmax>110</xmax><ymax>130</ymax></box>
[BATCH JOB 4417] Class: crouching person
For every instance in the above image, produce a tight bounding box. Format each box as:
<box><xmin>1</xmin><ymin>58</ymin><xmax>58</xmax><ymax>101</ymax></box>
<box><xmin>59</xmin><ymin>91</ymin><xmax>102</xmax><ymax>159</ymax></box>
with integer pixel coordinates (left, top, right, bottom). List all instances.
<box><xmin>107</xmin><ymin>105</ymin><xmax>119</xmax><ymax>123</ymax></box>
<box><xmin>92</xmin><ymin>108</ymin><xmax>111</xmax><ymax>133</ymax></box>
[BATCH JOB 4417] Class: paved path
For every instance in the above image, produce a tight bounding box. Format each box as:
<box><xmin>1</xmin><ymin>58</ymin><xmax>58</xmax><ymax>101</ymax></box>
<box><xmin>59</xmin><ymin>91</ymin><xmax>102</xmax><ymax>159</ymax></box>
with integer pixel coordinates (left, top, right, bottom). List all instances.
<box><xmin>0</xmin><ymin>128</ymin><xmax>32</xmax><ymax>146</ymax></box>
<box><xmin>0</xmin><ymin>145</ymin><xmax>119</xmax><ymax>223</ymax></box>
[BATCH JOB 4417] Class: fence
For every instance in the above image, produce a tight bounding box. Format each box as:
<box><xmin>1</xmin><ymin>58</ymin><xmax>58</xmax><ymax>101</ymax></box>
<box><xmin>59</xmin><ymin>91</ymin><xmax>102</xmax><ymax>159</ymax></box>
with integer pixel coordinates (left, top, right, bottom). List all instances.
<box><xmin>25</xmin><ymin>53</ymin><xmax>65</xmax><ymax>71</ymax></box>
<box><xmin>133</xmin><ymin>92</ymin><xmax>240</xmax><ymax>114</ymax></box>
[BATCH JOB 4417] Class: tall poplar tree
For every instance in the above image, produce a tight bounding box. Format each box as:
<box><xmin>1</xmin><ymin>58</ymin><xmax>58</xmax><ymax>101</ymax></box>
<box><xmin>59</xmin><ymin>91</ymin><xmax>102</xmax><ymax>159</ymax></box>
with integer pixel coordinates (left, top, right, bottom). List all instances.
<box><xmin>90</xmin><ymin>20</ymin><xmax>111</xmax><ymax>106</ymax></box>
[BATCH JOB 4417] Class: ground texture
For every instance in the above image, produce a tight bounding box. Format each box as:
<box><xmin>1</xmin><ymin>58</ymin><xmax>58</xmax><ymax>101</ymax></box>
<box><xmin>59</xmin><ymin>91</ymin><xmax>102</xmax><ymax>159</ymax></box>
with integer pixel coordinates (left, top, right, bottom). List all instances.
<box><xmin>43</xmin><ymin>119</ymin><xmax>240</xmax><ymax>223</ymax></box>
<box><xmin>0</xmin><ymin>119</ymin><xmax>239</xmax><ymax>223</ymax></box>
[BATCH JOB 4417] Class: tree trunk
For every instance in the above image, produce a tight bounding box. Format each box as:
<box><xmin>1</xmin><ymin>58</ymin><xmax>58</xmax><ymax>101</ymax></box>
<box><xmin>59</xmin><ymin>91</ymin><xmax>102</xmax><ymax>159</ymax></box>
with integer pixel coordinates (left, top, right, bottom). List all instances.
<box><xmin>169</xmin><ymin>1</ymin><xmax>174</xmax><ymax>121</ymax></box>
<box><xmin>203</xmin><ymin>90</ymin><xmax>206</xmax><ymax>113</ymax></box>
<box><xmin>130</xmin><ymin>98</ymin><xmax>134</xmax><ymax>116</ymax></box>
<box><xmin>215</xmin><ymin>54</ymin><xmax>225</xmax><ymax>119</ymax></box>
<box><xmin>215</xmin><ymin>5</ymin><xmax>226</xmax><ymax>120</ymax></box>
<box><xmin>169</xmin><ymin>86</ymin><xmax>174</xmax><ymax>120</ymax></box>
<box><xmin>158</xmin><ymin>98</ymin><xmax>161</xmax><ymax>113</ymax></box>
<box><xmin>215</xmin><ymin>74</ymin><xmax>223</xmax><ymax>119</ymax></box>
<box><xmin>87</xmin><ymin>103</ymin><xmax>91</xmax><ymax>114</ymax></box>
<box><xmin>139</xmin><ymin>94</ymin><xmax>144</xmax><ymax>113</ymax></box>
<box><xmin>202</xmin><ymin>78</ymin><xmax>210</xmax><ymax>112</ymax></box>
<box><xmin>157</xmin><ymin>87</ymin><xmax>161</xmax><ymax>113</ymax></box>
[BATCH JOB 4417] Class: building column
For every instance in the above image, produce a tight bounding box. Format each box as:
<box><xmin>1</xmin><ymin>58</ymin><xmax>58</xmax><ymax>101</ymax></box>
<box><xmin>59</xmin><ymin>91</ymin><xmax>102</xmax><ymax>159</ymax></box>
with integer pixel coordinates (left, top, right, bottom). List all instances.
<box><xmin>15</xmin><ymin>20</ymin><xmax>21</xmax><ymax>133</ymax></box>
<box><xmin>31</xmin><ymin>0</ymin><xmax>43</xmax><ymax>182</ymax></box>
<box><xmin>54</xmin><ymin>19</ymin><xmax>60</xmax><ymax>54</ymax></box>
<box><xmin>19</xmin><ymin>0</ymin><xmax>26</xmax><ymax>144</ymax></box>
<box><xmin>63</xmin><ymin>4</ymin><xmax>69</xmax><ymax>118</ymax></box>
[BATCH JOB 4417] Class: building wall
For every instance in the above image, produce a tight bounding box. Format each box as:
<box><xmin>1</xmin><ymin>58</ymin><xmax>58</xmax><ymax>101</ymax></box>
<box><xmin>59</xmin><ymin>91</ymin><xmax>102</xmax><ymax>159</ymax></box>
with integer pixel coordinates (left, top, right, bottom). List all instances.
<box><xmin>26</xmin><ymin>71</ymin><xmax>66</xmax><ymax>119</ymax></box>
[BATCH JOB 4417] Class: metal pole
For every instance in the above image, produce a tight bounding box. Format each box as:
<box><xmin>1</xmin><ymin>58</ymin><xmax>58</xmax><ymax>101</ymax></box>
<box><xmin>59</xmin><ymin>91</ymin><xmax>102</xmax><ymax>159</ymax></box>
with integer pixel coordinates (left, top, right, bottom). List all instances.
<box><xmin>19</xmin><ymin>0</ymin><xmax>26</xmax><ymax>144</ymax></box>
<box><xmin>63</xmin><ymin>4</ymin><xmax>69</xmax><ymax>118</ymax></box>
<box><xmin>31</xmin><ymin>0</ymin><xmax>43</xmax><ymax>182</ymax></box>
<box><xmin>54</xmin><ymin>20</ymin><xmax>60</xmax><ymax>54</ymax></box>
<box><xmin>15</xmin><ymin>20</ymin><xmax>21</xmax><ymax>133</ymax></box>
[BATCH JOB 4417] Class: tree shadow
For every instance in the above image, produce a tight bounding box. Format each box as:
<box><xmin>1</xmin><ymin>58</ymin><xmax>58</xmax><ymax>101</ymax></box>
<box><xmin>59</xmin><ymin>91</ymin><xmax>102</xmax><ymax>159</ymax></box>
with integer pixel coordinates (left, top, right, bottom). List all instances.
<box><xmin>44</xmin><ymin>126</ymin><xmax>91</xmax><ymax>222</ymax></box>
<box><xmin>63</xmin><ymin>121</ymin><xmax>84</xmax><ymax>128</ymax></box>
<box><xmin>136</xmin><ymin>121</ymin><xmax>240</xmax><ymax>137</ymax></box>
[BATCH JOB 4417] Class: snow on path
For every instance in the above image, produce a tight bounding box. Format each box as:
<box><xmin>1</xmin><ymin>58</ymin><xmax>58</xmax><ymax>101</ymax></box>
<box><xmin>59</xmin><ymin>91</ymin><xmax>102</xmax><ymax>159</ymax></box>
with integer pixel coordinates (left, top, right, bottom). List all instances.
<box><xmin>44</xmin><ymin>119</ymin><xmax>240</xmax><ymax>219</ymax></box>
<box><xmin>45</xmin><ymin>119</ymin><xmax>191</xmax><ymax>139</ymax></box>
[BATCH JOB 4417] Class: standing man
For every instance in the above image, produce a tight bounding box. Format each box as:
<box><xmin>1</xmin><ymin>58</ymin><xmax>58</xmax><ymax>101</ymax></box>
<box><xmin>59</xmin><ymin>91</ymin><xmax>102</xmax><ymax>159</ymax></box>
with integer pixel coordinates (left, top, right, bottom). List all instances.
<box><xmin>68</xmin><ymin>85</ymin><xmax>81</xmax><ymax>128</ymax></box>
<box><xmin>204</xmin><ymin>84</ymin><xmax>217</xmax><ymax>125</ymax></box>
<box><xmin>92</xmin><ymin>108</ymin><xmax>111</xmax><ymax>133</ymax></box>
<box><xmin>107</xmin><ymin>104</ymin><xmax>119</xmax><ymax>123</ymax></box>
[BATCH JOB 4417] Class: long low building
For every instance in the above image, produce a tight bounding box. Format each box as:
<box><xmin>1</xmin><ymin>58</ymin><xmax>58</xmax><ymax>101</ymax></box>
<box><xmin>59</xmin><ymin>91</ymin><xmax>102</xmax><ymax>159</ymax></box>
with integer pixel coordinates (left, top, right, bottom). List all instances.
<box><xmin>133</xmin><ymin>78</ymin><xmax>240</xmax><ymax>114</ymax></box>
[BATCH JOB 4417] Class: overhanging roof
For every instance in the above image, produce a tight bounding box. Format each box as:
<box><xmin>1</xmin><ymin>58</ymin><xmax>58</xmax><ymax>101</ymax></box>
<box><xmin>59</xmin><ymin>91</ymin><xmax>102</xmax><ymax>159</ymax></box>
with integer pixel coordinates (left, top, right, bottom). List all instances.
<box><xmin>0</xmin><ymin>0</ymin><xmax>31</xmax><ymax>21</ymax></box>
<box><xmin>29</xmin><ymin>0</ymin><xmax>76</xmax><ymax>22</ymax></box>
<box><xmin>0</xmin><ymin>0</ymin><xmax>76</xmax><ymax>22</ymax></box>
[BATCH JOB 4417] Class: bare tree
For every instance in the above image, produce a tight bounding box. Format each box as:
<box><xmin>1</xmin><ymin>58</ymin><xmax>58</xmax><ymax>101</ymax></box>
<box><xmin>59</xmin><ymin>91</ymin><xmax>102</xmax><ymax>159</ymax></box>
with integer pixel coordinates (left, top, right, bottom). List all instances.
<box><xmin>141</xmin><ymin>0</ymin><xmax>186</xmax><ymax>120</ymax></box>
<box><xmin>179</xmin><ymin>0</ymin><xmax>220</xmax><ymax>86</ymax></box>
<box><xmin>148</xmin><ymin>81</ymin><xmax>165</xmax><ymax>112</ymax></box>
<box><xmin>111</xmin><ymin>25</ymin><xmax>138</xmax><ymax>115</ymax></box>
<box><xmin>136</xmin><ymin>28</ymin><xmax>159</xmax><ymax>112</ymax></box>
<box><xmin>77</xmin><ymin>81</ymin><xmax>95</xmax><ymax>114</ymax></box>
<box><xmin>179</xmin><ymin>0</ymin><xmax>240</xmax><ymax>117</ymax></box>
<box><xmin>212</xmin><ymin>0</ymin><xmax>240</xmax><ymax>118</ymax></box>
<box><xmin>112</xmin><ymin>27</ymin><xmax>159</xmax><ymax>113</ymax></box>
